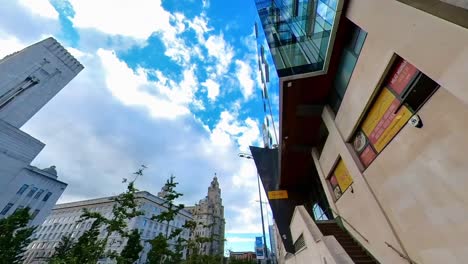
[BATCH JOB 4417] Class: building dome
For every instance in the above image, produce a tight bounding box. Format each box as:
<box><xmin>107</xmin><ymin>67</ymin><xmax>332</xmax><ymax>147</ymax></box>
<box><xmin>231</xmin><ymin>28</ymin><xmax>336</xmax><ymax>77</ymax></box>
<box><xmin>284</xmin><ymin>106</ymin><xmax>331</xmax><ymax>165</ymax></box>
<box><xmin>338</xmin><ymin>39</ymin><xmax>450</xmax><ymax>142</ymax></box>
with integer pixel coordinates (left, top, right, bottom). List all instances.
<box><xmin>42</xmin><ymin>165</ymin><xmax>57</xmax><ymax>176</ymax></box>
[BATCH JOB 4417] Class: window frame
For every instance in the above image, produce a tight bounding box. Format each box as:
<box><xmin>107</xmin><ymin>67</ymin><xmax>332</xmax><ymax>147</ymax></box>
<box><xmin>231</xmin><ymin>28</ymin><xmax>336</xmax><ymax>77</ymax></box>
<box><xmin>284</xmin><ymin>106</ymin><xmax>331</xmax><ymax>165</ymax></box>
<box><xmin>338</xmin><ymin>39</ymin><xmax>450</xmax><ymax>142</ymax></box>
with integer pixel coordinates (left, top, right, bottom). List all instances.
<box><xmin>349</xmin><ymin>55</ymin><xmax>440</xmax><ymax>170</ymax></box>
<box><xmin>17</xmin><ymin>184</ymin><xmax>29</xmax><ymax>195</ymax></box>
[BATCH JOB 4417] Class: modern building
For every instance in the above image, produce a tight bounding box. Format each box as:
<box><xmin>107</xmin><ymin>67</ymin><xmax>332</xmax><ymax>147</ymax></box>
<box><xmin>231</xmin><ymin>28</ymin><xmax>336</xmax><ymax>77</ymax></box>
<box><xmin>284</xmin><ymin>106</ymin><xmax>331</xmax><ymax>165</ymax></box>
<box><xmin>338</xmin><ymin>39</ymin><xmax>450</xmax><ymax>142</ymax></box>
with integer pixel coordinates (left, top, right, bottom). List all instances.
<box><xmin>229</xmin><ymin>251</ymin><xmax>256</xmax><ymax>261</ymax></box>
<box><xmin>0</xmin><ymin>37</ymin><xmax>83</xmax><ymax>226</ymax></box>
<box><xmin>24</xmin><ymin>191</ymin><xmax>193</xmax><ymax>264</ymax></box>
<box><xmin>186</xmin><ymin>175</ymin><xmax>226</xmax><ymax>256</ymax></box>
<box><xmin>252</xmin><ymin>1</ymin><xmax>468</xmax><ymax>264</ymax></box>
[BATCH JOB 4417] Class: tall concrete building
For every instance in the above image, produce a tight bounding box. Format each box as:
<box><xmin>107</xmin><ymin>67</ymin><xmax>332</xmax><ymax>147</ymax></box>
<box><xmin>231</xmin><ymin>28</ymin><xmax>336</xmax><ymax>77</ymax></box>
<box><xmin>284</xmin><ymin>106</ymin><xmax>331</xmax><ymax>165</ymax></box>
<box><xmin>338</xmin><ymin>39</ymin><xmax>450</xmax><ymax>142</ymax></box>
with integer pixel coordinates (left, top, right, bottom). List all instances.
<box><xmin>251</xmin><ymin>1</ymin><xmax>468</xmax><ymax>264</ymax></box>
<box><xmin>24</xmin><ymin>191</ymin><xmax>193</xmax><ymax>264</ymax></box>
<box><xmin>187</xmin><ymin>175</ymin><xmax>225</xmax><ymax>256</ymax></box>
<box><xmin>0</xmin><ymin>37</ymin><xmax>83</xmax><ymax>226</ymax></box>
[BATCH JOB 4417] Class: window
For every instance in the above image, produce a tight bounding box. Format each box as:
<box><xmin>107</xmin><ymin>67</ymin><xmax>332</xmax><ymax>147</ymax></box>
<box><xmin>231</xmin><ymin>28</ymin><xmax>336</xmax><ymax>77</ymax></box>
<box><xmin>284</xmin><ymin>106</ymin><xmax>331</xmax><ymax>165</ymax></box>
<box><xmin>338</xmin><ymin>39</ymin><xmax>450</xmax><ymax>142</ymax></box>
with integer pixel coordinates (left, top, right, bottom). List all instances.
<box><xmin>1</xmin><ymin>203</ymin><xmax>14</xmax><ymax>215</ymax></box>
<box><xmin>17</xmin><ymin>184</ymin><xmax>29</xmax><ymax>195</ymax></box>
<box><xmin>42</xmin><ymin>192</ymin><xmax>52</xmax><ymax>202</ymax></box>
<box><xmin>26</xmin><ymin>187</ymin><xmax>38</xmax><ymax>198</ymax></box>
<box><xmin>351</xmin><ymin>56</ymin><xmax>439</xmax><ymax>169</ymax></box>
<box><xmin>31</xmin><ymin>209</ymin><xmax>40</xmax><ymax>219</ymax></box>
<box><xmin>329</xmin><ymin>21</ymin><xmax>367</xmax><ymax>114</ymax></box>
<box><xmin>327</xmin><ymin>159</ymin><xmax>353</xmax><ymax>200</ymax></box>
<box><xmin>34</xmin><ymin>189</ymin><xmax>44</xmax><ymax>199</ymax></box>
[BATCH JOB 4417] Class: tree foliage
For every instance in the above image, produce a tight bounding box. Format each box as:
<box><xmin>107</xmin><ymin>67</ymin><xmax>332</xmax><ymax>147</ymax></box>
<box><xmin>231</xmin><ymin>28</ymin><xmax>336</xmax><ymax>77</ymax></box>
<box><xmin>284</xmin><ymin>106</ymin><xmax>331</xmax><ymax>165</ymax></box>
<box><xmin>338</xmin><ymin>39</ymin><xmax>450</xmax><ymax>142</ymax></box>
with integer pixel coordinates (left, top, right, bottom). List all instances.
<box><xmin>50</xmin><ymin>166</ymin><xmax>146</xmax><ymax>264</ymax></box>
<box><xmin>147</xmin><ymin>175</ymin><xmax>186</xmax><ymax>264</ymax></box>
<box><xmin>116</xmin><ymin>229</ymin><xmax>143</xmax><ymax>264</ymax></box>
<box><xmin>0</xmin><ymin>207</ymin><xmax>36</xmax><ymax>264</ymax></box>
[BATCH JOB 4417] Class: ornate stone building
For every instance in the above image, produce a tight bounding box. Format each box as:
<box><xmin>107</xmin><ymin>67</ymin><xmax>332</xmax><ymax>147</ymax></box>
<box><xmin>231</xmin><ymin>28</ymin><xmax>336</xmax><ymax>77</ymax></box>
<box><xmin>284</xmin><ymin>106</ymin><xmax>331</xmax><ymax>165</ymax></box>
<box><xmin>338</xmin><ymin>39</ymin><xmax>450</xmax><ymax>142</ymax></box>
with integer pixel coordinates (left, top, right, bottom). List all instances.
<box><xmin>187</xmin><ymin>175</ymin><xmax>225</xmax><ymax>256</ymax></box>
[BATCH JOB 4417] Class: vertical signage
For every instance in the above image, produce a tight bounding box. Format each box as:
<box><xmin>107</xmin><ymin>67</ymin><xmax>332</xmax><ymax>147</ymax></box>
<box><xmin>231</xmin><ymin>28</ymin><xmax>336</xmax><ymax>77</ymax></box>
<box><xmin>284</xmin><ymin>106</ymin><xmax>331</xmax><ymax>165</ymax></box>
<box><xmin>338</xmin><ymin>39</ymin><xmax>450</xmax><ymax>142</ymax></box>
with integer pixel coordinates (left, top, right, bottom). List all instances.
<box><xmin>255</xmin><ymin>236</ymin><xmax>265</xmax><ymax>260</ymax></box>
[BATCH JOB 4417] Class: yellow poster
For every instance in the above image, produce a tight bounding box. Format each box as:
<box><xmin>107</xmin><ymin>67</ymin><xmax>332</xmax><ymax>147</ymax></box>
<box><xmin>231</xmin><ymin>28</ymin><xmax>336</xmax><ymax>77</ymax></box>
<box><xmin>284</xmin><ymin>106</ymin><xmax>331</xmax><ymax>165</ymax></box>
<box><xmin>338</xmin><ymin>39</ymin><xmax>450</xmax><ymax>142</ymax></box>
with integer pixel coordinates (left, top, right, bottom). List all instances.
<box><xmin>360</xmin><ymin>87</ymin><xmax>412</xmax><ymax>153</ymax></box>
<box><xmin>268</xmin><ymin>190</ymin><xmax>288</xmax><ymax>200</ymax></box>
<box><xmin>361</xmin><ymin>88</ymin><xmax>396</xmax><ymax>137</ymax></box>
<box><xmin>334</xmin><ymin>160</ymin><xmax>353</xmax><ymax>192</ymax></box>
<box><xmin>373</xmin><ymin>105</ymin><xmax>412</xmax><ymax>152</ymax></box>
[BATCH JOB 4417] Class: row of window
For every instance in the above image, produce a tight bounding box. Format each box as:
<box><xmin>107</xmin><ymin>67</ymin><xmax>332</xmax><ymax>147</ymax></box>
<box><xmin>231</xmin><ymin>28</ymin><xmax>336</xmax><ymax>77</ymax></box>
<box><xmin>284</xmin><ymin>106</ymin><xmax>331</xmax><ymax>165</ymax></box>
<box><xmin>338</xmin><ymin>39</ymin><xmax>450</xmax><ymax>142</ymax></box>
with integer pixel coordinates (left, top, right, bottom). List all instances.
<box><xmin>16</xmin><ymin>184</ymin><xmax>52</xmax><ymax>201</ymax></box>
<box><xmin>0</xmin><ymin>203</ymin><xmax>41</xmax><ymax>219</ymax></box>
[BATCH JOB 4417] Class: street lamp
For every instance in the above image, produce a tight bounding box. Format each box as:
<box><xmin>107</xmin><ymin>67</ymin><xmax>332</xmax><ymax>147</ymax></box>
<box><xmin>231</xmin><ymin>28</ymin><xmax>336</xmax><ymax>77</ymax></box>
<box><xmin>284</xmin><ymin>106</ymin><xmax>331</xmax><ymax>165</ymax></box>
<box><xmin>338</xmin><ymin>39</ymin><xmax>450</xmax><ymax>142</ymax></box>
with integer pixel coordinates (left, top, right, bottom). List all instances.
<box><xmin>238</xmin><ymin>152</ymin><xmax>270</xmax><ymax>264</ymax></box>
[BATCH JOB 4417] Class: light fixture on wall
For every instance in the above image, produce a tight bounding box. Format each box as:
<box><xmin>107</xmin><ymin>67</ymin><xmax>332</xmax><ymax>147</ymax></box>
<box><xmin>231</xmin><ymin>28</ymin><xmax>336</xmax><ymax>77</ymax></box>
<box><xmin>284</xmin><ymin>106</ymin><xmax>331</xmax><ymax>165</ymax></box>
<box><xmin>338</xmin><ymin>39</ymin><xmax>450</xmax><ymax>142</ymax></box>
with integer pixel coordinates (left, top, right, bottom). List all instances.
<box><xmin>408</xmin><ymin>114</ymin><xmax>423</xmax><ymax>128</ymax></box>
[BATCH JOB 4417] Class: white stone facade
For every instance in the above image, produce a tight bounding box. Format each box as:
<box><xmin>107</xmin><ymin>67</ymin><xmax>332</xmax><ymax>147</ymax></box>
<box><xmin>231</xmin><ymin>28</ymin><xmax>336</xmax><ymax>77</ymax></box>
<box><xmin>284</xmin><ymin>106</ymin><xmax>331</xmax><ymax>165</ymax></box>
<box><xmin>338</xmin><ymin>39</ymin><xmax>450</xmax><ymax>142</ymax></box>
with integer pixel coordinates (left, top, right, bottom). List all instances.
<box><xmin>0</xmin><ymin>37</ymin><xmax>82</xmax><ymax>226</ymax></box>
<box><xmin>24</xmin><ymin>191</ymin><xmax>193</xmax><ymax>264</ymax></box>
<box><xmin>187</xmin><ymin>176</ymin><xmax>225</xmax><ymax>256</ymax></box>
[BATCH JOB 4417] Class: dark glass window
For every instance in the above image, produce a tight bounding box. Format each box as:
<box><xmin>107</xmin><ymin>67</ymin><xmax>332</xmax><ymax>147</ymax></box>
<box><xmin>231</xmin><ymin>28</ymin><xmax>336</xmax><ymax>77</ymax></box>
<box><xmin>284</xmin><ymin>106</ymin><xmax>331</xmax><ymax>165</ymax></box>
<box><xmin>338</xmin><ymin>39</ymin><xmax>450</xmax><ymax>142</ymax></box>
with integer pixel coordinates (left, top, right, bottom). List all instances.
<box><xmin>26</xmin><ymin>187</ymin><xmax>38</xmax><ymax>198</ymax></box>
<box><xmin>1</xmin><ymin>203</ymin><xmax>14</xmax><ymax>215</ymax></box>
<box><xmin>402</xmin><ymin>74</ymin><xmax>439</xmax><ymax>112</ymax></box>
<box><xmin>31</xmin><ymin>209</ymin><xmax>40</xmax><ymax>219</ymax></box>
<box><xmin>34</xmin><ymin>189</ymin><xmax>44</xmax><ymax>199</ymax></box>
<box><xmin>17</xmin><ymin>184</ymin><xmax>29</xmax><ymax>195</ymax></box>
<box><xmin>329</xmin><ymin>21</ymin><xmax>367</xmax><ymax>114</ymax></box>
<box><xmin>42</xmin><ymin>192</ymin><xmax>52</xmax><ymax>202</ymax></box>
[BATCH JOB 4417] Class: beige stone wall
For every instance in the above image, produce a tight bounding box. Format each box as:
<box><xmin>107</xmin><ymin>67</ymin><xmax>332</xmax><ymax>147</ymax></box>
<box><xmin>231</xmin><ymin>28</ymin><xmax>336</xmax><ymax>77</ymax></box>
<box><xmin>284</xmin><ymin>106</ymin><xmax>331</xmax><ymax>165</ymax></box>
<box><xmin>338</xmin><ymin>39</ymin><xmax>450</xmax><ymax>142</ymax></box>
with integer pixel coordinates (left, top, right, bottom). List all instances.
<box><xmin>314</xmin><ymin>0</ymin><xmax>468</xmax><ymax>263</ymax></box>
<box><xmin>285</xmin><ymin>206</ymin><xmax>354</xmax><ymax>264</ymax></box>
<box><xmin>316</xmin><ymin>107</ymin><xmax>407</xmax><ymax>264</ymax></box>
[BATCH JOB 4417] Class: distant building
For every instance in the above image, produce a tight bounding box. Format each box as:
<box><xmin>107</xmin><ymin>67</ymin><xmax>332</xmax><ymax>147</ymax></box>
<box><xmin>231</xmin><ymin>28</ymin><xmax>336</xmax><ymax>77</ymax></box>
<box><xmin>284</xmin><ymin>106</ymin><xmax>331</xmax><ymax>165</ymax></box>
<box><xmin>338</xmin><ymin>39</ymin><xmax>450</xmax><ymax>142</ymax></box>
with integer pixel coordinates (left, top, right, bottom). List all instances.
<box><xmin>0</xmin><ymin>37</ymin><xmax>83</xmax><ymax>226</ymax></box>
<box><xmin>24</xmin><ymin>191</ymin><xmax>193</xmax><ymax>264</ymax></box>
<box><xmin>229</xmin><ymin>251</ymin><xmax>256</xmax><ymax>261</ymax></box>
<box><xmin>186</xmin><ymin>175</ymin><xmax>225</xmax><ymax>256</ymax></box>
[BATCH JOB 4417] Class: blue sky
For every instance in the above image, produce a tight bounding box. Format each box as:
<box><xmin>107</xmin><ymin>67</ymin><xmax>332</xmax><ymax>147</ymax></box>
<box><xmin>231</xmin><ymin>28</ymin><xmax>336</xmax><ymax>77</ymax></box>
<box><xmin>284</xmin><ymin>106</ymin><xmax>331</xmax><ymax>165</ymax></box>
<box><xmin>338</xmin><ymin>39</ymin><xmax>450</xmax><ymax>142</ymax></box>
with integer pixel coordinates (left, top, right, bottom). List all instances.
<box><xmin>0</xmin><ymin>0</ymin><xmax>279</xmax><ymax>253</ymax></box>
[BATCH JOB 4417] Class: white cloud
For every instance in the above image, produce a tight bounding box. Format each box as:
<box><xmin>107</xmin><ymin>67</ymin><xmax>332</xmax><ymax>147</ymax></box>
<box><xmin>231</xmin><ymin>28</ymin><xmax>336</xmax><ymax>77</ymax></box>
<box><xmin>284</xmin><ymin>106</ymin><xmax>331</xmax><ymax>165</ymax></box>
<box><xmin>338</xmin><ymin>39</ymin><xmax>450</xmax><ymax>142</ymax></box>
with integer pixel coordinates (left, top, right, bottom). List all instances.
<box><xmin>19</xmin><ymin>0</ymin><xmax>59</xmax><ymax>20</ymax></box>
<box><xmin>98</xmin><ymin>49</ymin><xmax>197</xmax><ymax>119</ymax></box>
<box><xmin>235</xmin><ymin>60</ymin><xmax>255</xmax><ymax>99</ymax></box>
<box><xmin>188</xmin><ymin>15</ymin><xmax>212</xmax><ymax>44</ymax></box>
<box><xmin>202</xmin><ymin>79</ymin><xmax>220</xmax><ymax>101</ymax></box>
<box><xmin>69</xmin><ymin>0</ymin><xmax>170</xmax><ymax>40</ymax></box>
<box><xmin>210</xmin><ymin>111</ymin><xmax>260</xmax><ymax>151</ymax></box>
<box><xmin>69</xmin><ymin>0</ymin><xmax>194</xmax><ymax>65</ymax></box>
<box><xmin>0</xmin><ymin>35</ymin><xmax>25</xmax><ymax>58</ymax></box>
<box><xmin>205</xmin><ymin>34</ymin><xmax>234</xmax><ymax>76</ymax></box>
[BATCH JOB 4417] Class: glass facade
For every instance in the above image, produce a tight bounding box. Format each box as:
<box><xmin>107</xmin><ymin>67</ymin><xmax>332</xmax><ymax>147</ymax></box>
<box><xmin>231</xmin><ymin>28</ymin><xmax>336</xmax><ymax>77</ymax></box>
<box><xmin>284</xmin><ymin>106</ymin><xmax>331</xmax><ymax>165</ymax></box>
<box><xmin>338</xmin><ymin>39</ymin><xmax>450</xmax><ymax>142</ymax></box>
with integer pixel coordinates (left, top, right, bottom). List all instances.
<box><xmin>255</xmin><ymin>0</ymin><xmax>340</xmax><ymax>77</ymax></box>
<box><xmin>329</xmin><ymin>22</ymin><xmax>367</xmax><ymax>114</ymax></box>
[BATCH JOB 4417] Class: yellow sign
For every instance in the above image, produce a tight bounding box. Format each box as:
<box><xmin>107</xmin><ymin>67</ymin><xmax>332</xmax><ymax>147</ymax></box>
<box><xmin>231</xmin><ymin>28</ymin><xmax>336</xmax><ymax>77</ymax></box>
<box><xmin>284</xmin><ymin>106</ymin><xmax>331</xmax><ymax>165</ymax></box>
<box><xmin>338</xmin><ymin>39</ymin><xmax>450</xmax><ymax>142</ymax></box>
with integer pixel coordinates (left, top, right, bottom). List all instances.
<box><xmin>361</xmin><ymin>88</ymin><xmax>396</xmax><ymax>137</ymax></box>
<box><xmin>374</xmin><ymin>105</ymin><xmax>411</xmax><ymax>152</ymax></box>
<box><xmin>334</xmin><ymin>160</ymin><xmax>353</xmax><ymax>192</ymax></box>
<box><xmin>360</xmin><ymin>87</ymin><xmax>412</xmax><ymax>153</ymax></box>
<box><xmin>268</xmin><ymin>190</ymin><xmax>288</xmax><ymax>200</ymax></box>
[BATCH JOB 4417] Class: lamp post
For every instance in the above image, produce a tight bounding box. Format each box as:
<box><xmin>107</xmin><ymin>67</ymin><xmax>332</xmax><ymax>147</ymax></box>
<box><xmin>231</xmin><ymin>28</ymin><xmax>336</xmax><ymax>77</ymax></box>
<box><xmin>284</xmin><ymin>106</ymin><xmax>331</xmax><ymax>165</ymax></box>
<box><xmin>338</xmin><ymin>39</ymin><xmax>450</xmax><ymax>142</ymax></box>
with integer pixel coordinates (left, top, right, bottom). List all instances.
<box><xmin>255</xmin><ymin>200</ymin><xmax>276</xmax><ymax>264</ymax></box>
<box><xmin>238</xmin><ymin>153</ymin><xmax>269</xmax><ymax>264</ymax></box>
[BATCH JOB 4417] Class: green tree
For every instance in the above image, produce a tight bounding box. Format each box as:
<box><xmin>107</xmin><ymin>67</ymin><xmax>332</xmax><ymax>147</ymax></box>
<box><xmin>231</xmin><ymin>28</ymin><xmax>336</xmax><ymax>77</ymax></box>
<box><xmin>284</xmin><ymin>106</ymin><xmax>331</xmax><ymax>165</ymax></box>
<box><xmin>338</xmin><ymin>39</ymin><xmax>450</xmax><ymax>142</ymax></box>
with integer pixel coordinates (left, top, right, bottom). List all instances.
<box><xmin>51</xmin><ymin>166</ymin><xmax>146</xmax><ymax>263</ymax></box>
<box><xmin>0</xmin><ymin>208</ymin><xmax>36</xmax><ymax>264</ymax></box>
<box><xmin>116</xmin><ymin>229</ymin><xmax>144</xmax><ymax>264</ymax></box>
<box><xmin>49</xmin><ymin>234</ymin><xmax>74</xmax><ymax>262</ymax></box>
<box><xmin>147</xmin><ymin>175</ymin><xmax>186</xmax><ymax>264</ymax></box>
<box><xmin>182</xmin><ymin>220</ymin><xmax>224</xmax><ymax>264</ymax></box>
<box><xmin>147</xmin><ymin>233</ymin><xmax>171</xmax><ymax>264</ymax></box>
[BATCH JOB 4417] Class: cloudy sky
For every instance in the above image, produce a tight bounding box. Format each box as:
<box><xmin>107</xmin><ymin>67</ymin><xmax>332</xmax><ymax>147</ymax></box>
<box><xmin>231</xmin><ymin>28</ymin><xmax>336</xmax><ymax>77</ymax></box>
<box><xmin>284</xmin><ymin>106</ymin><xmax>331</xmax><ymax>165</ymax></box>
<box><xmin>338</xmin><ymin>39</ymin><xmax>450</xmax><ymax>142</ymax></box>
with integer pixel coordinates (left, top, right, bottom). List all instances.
<box><xmin>0</xmin><ymin>0</ymin><xmax>279</xmax><ymax>253</ymax></box>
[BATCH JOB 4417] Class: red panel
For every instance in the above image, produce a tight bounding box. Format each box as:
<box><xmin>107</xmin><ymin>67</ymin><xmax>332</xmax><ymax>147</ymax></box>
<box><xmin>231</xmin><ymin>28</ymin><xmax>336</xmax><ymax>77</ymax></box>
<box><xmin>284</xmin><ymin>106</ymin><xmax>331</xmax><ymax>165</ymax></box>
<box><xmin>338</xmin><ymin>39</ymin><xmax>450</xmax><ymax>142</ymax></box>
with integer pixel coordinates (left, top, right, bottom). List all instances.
<box><xmin>359</xmin><ymin>145</ymin><xmax>377</xmax><ymax>168</ymax></box>
<box><xmin>387</xmin><ymin>59</ymin><xmax>419</xmax><ymax>95</ymax></box>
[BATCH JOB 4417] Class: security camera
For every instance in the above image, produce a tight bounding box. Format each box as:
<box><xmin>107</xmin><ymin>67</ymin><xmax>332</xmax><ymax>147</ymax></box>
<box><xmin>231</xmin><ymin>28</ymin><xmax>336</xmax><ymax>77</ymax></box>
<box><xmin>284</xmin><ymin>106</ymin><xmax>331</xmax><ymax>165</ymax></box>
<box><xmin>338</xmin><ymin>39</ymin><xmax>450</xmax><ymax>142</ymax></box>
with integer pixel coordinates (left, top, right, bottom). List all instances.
<box><xmin>408</xmin><ymin>114</ymin><xmax>423</xmax><ymax>128</ymax></box>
